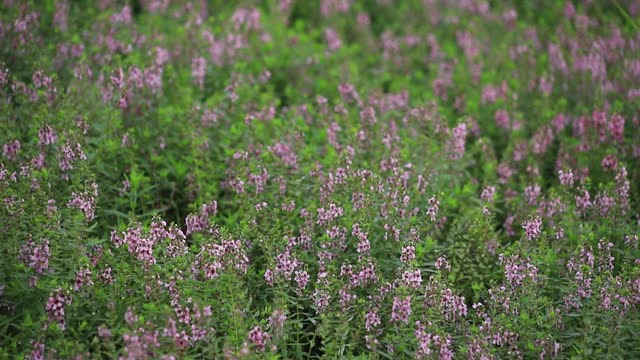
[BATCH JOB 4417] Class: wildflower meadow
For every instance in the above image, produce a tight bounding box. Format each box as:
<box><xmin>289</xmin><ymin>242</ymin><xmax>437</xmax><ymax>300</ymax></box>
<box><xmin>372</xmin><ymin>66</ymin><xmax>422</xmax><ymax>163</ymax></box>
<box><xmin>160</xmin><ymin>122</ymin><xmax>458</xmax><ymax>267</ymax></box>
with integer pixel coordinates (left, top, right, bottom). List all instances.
<box><xmin>1</xmin><ymin>0</ymin><xmax>639</xmax><ymax>359</ymax></box>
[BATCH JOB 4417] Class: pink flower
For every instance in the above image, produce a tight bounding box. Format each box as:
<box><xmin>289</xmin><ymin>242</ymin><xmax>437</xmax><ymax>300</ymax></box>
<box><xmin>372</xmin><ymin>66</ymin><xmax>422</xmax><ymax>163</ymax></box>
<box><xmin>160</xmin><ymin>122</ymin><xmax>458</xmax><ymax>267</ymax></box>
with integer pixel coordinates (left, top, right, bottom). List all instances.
<box><xmin>2</xmin><ymin>140</ymin><xmax>20</xmax><ymax>161</ymax></box>
<box><xmin>401</xmin><ymin>269</ymin><xmax>423</xmax><ymax>289</ymax></box>
<box><xmin>391</xmin><ymin>296</ymin><xmax>412</xmax><ymax>324</ymax></box>
<box><xmin>294</xmin><ymin>270</ymin><xmax>310</xmax><ymax>290</ymax></box>
<box><xmin>313</xmin><ymin>289</ymin><xmax>331</xmax><ymax>313</ymax></box>
<box><xmin>248</xmin><ymin>326</ymin><xmax>270</xmax><ymax>352</ymax></box>
<box><xmin>191</xmin><ymin>57</ymin><xmax>206</xmax><ymax>90</ymax></box>
<box><xmin>495</xmin><ymin>109</ymin><xmax>510</xmax><ymax>130</ymax></box>
<box><xmin>111</xmin><ymin>6</ymin><xmax>132</xmax><ymax>24</ymax></box>
<box><xmin>317</xmin><ymin>203</ymin><xmax>344</xmax><ymax>226</ymax></box>
<box><xmin>74</xmin><ymin>268</ymin><xmax>93</xmax><ymax>291</ymax></box>
<box><xmin>98</xmin><ymin>326</ymin><xmax>112</xmax><ymax>338</ymax></box>
<box><xmin>435</xmin><ymin>256</ymin><xmax>451</xmax><ymax>271</ymax></box>
<box><xmin>522</xmin><ymin>217</ymin><xmax>543</xmax><ymax>240</ymax></box>
<box><xmin>325</xmin><ymin>28</ymin><xmax>342</xmax><ymax>51</ymax></box>
<box><xmin>426</xmin><ymin>196</ymin><xmax>439</xmax><ymax>221</ymax></box>
<box><xmin>448</xmin><ymin>123</ymin><xmax>467</xmax><ymax>159</ymax></box>
<box><xmin>269</xmin><ymin>309</ymin><xmax>287</xmax><ymax>330</ymax></box>
<box><xmin>38</xmin><ymin>125</ymin><xmax>57</xmax><ymax>146</ymax></box>
<box><xmin>524</xmin><ymin>184</ymin><xmax>541</xmax><ymax>205</ymax></box>
<box><xmin>25</xmin><ymin>341</ymin><xmax>45</xmax><ymax>360</ymax></box>
<box><xmin>601</xmin><ymin>154</ymin><xmax>617</xmax><ymax>171</ymax></box>
<box><xmin>45</xmin><ymin>289</ymin><xmax>72</xmax><ymax>330</ymax></box>
<box><xmin>67</xmin><ymin>183</ymin><xmax>98</xmax><ymax>222</ymax></box>
<box><xmin>559</xmin><ymin>169</ymin><xmax>574</xmax><ymax>187</ymax></box>
<box><xmin>125</xmin><ymin>307</ymin><xmax>138</xmax><ymax>325</ymax></box>
<box><xmin>414</xmin><ymin>321</ymin><xmax>433</xmax><ymax>358</ymax></box>
<box><xmin>575</xmin><ymin>188</ymin><xmax>593</xmax><ymax>215</ymax></box>
<box><xmin>19</xmin><ymin>238</ymin><xmax>50</xmax><ymax>274</ymax></box>
<box><xmin>365</xmin><ymin>310</ymin><xmax>381</xmax><ymax>331</ymax></box>
<box><xmin>481</xmin><ymin>185</ymin><xmax>496</xmax><ymax>202</ymax></box>
<box><xmin>401</xmin><ymin>245</ymin><xmax>416</xmax><ymax>264</ymax></box>
<box><xmin>440</xmin><ymin>287</ymin><xmax>468</xmax><ymax>320</ymax></box>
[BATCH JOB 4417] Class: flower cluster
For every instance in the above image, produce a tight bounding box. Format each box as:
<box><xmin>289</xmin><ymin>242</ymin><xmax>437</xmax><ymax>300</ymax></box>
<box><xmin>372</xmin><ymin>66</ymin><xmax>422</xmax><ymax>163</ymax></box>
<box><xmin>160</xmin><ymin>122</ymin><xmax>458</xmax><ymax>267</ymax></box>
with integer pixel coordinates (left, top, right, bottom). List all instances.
<box><xmin>45</xmin><ymin>289</ymin><xmax>72</xmax><ymax>330</ymax></box>
<box><xmin>1</xmin><ymin>1</ymin><xmax>640</xmax><ymax>359</ymax></box>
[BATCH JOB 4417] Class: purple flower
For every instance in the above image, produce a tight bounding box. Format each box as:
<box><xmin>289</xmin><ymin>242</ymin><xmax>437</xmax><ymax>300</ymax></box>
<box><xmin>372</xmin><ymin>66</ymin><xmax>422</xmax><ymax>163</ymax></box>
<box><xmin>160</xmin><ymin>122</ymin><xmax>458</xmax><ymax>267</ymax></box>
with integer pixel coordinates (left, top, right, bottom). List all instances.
<box><xmin>524</xmin><ymin>184</ymin><xmax>541</xmax><ymax>205</ymax></box>
<box><xmin>353</xmin><ymin>223</ymin><xmax>371</xmax><ymax>253</ymax></box>
<box><xmin>313</xmin><ymin>289</ymin><xmax>331</xmax><ymax>313</ymax></box>
<box><xmin>401</xmin><ymin>245</ymin><xmax>416</xmax><ymax>264</ymax></box>
<box><xmin>19</xmin><ymin>238</ymin><xmax>50</xmax><ymax>274</ymax></box>
<box><xmin>45</xmin><ymin>289</ymin><xmax>72</xmax><ymax>330</ymax></box>
<box><xmin>448</xmin><ymin>123</ymin><xmax>467</xmax><ymax>160</ymax></box>
<box><xmin>426</xmin><ymin>196</ymin><xmax>439</xmax><ymax>221</ymax></box>
<box><xmin>364</xmin><ymin>310</ymin><xmax>381</xmax><ymax>331</ymax></box>
<box><xmin>269</xmin><ymin>309</ymin><xmax>287</xmax><ymax>330</ymax></box>
<box><xmin>401</xmin><ymin>269</ymin><xmax>423</xmax><ymax>289</ymax></box>
<box><xmin>98</xmin><ymin>325</ymin><xmax>112</xmax><ymax>338</ymax></box>
<box><xmin>414</xmin><ymin>321</ymin><xmax>432</xmax><ymax>358</ymax></box>
<box><xmin>522</xmin><ymin>217</ymin><xmax>542</xmax><ymax>240</ymax></box>
<box><xmin>575</xmin><ymin>188</ymin><xmax>593</xmax><ymax>215</ymax></box>
<box><xmin>67</xmin><ymin>184</ymin><xmax>98</xmax><ymax>222</ymax></box>
<box><xmin>38</xmin><ymin>124</ymin><xmax>57</xmax><ymax>146</ymax></box>
<box><xmin>58</xmin><ymin>142</ymin><xmax>86</xmax><ymax>171</ymax></box>
<box><xmin>435</xmin><ymin>256</ymin><xmax>451</xmax><ymax>272</ymax></box>
<box><xmin>73</xmin><ymin>268</ymin><xmax>93</xmax><ymax>291</ymax></box>
<box><xmin>25</xmin><ymin>341</ymin><xmax>45</xmax><ymax>360</ymax></box>
<box><xmin>391</xmin><ymin>296</ymin><xmax>412</xmax><ymax>324</ymax></box>
<box><xmin>185</xmin><ymin>200</ymin><xmax>218</xmax><ymax>235</ymax></box>
<box><xmin>99</xmin><ymin>267</ymin><xmax>114</xmax><ymax>285</ymax></box>
<box><xmin>248</xmin><ymin>326</ymin><xmax>270</xmax><ymax>352</ymax></box>
<box><xmin>264</xmin><ymin>268</ymin><xmax>274</xmax><ymax>286</ymax></box>
<box><xmin>316</xmin><ymin>203</ymin><xmax>344</xmax><ymax>226</ymax></box>
<box><xmin>125</xmin><ymin>307</ymin><xmax>138</xmax><ymax>326</ymax></box>
<box><xmin>500</xmin><ymin>254</ymin><xmax>539</xmax><ymax>288</ymax></box>
<box><xmin>441</xmin><ymin>288</ymin><xmax>468</xmax><ymax>320</ymax></box>
<box><xmin>2</xmin><ymin>140</ymin><xmax>20</xmax><ymax>161</ymax></box>
<box><xmin>191</xmin><ymin>57</ymin><xmax>206</xmax><ymax>90</ymax></box>
<box><xmin>294</xmin><ymin>270</ymin><xmax>310</xmax><ymax>290</ymax></box>
<box><xmin>495</xmin><ymin>109</ymin><xmax>510</xmax><ymax>130</ymax></box>
<box><xmin>558</xmin><ymin>169</ymin><xmax>574</xmax><ymax>187</ymax></box>
<box><xmin>481</xmin><ymin>186</ymin><xmax>496</xmax><ymax>202</ymax></box>
<box><xmin>325</xmin><ymin>28</ymin><xmax>342</xmax><ymax>51</ymax></box>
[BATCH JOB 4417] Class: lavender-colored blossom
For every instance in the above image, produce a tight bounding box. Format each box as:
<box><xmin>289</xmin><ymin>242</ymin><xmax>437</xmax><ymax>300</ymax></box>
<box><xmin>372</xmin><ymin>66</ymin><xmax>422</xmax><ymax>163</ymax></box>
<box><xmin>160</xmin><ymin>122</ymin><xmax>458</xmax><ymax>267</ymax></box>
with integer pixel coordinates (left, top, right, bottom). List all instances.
<box><xmin>19</xmin><ymin>238</ymin><xmax>50</xmax><ymax>274</ymax></box>
<box><xmin>45</xmin><ymin>289</ymin><xmax>72</xmax><ymax>330</ymax></box>
<box><xmin>248</xmin><ymin>326</ymin><xmax>270</xmax><ymax>352</ymax></box>
<box><xmin>269</xmin><ymin>309</ymin><xmax>287</xmax><ymax>331</ymax></box>
<box><xmin>364</xmin><ymin>310</ymin><xmax>380</xmax><ymax>331</ymax></box>
<box><xmin>426</xmin><ymin>196</ymin><xmax>439</xmax><ymax>221</ymax></box>
<box><xmin>448</xmin><ymin>123</ymin><xmax>467</xmax><ymax>159</ymax></box>
<box><xmin>481</xmin><ymin>185</ymin><xmax>496</xmax><ymax>202</ymax></box>
<box><xmin>38</xmin><ymin>124</ymin><xmax>57</xmax><ymax>146</ymax></box>
<box><xmin>402</xmin><ymin>269</ymin><xmax>423</xmax><ymax>289</ymax></box>
<box><xmin>74</xmin><ymin>268</ymin><xmax>93</xmax><ymax>291</ymax></box>
<box><xmin>391</xmin><ymin>296</ymin><xmax>412</xmax><ymax>324</ymax></box>
<box><xmin>522</xmin><ymin>217</ymin><xmax>542</xmax><ymax>240</ymax></box>
<box><xmin>294</xmin><ymin>270</ymin><xmax>310</xmax><ymax>290</ymax></box>
<box><xmin>191</xmin><ymin>57</ymin><xmax>206</xmax><ymax>90</ymax></box>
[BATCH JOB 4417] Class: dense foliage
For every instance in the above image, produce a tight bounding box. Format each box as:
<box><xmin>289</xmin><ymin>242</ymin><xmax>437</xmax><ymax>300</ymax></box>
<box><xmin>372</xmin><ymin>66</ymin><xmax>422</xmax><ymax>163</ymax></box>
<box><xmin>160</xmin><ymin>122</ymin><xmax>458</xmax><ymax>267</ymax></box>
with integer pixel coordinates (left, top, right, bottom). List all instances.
<box><xmin>1</xmin><ymin>0</ymin><xmax>640</xmax><ymax>358</ymax></box>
